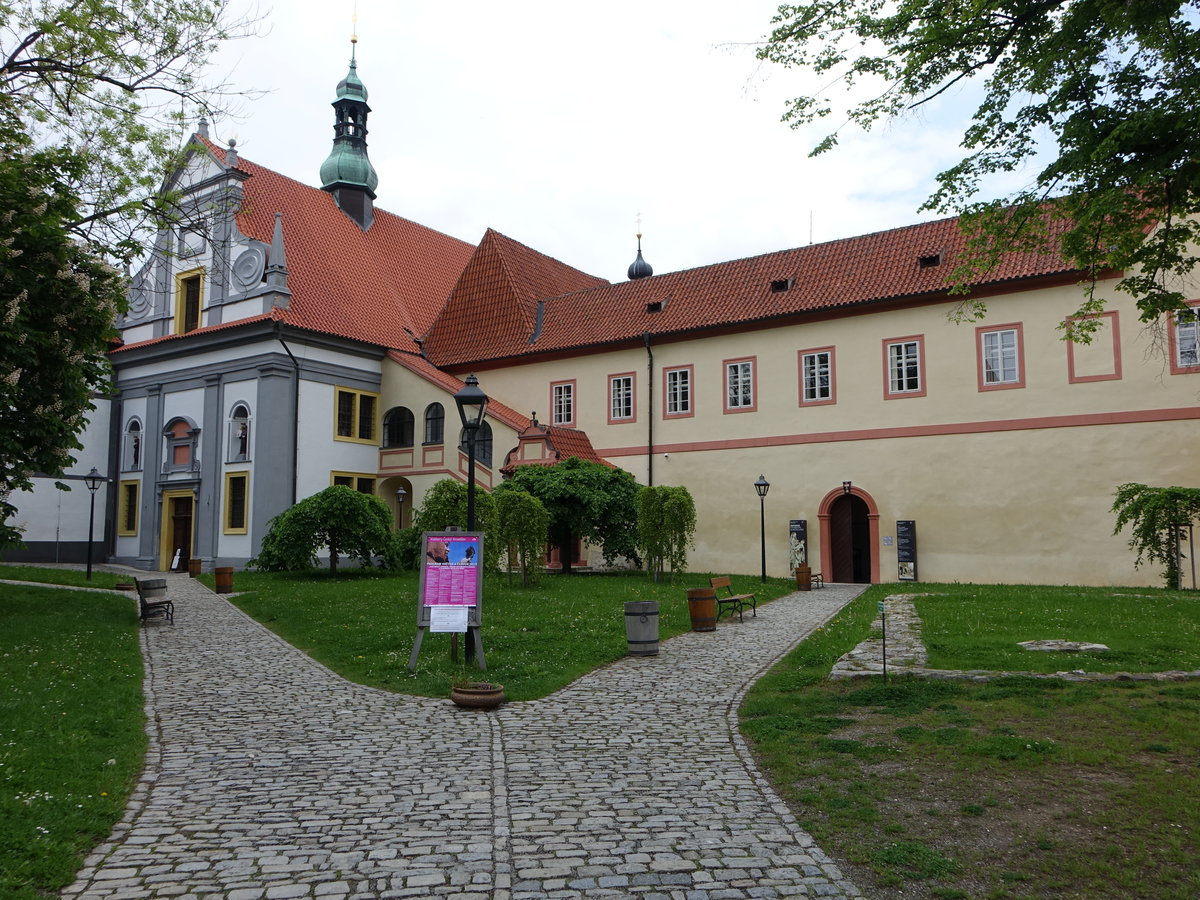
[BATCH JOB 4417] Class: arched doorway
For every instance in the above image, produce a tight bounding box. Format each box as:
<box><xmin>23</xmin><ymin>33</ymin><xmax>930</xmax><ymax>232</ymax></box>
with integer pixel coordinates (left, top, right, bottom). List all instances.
<box><xmin>385</xmin><ymin>477</ymin><xmax>413</xmax><ymax>529</ymax></box>
<box><xmin>818</xmin><ymin>485</ymin><xmax>880</xmax><ymax>584</ymax></box>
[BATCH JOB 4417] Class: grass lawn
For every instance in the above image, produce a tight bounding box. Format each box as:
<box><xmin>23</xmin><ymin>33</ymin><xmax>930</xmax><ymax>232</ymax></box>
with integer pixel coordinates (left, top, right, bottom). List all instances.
<box><xmin>227</xmin><ymin>568</ymin><xmax>796</xmax><ymax>701</ymax></box>
<box><xmin>0</xmin><ymin>581</ymin><xmax>145</xmax><ymax>900</ymax></box>
<box><xmin>742</xmin><ymin>583</ymin><xmax>1200</xmax><ymax>900</ymax></box>
<box><xmin>0</xmin><ymin>564</ymin><xmax>126</xmax><ymax>590</ymax></box>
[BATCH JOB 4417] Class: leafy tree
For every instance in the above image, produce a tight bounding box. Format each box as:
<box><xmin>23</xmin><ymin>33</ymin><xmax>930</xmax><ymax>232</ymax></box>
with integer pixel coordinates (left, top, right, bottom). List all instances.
<box><xmin>0</xmin><ymin>143</ymin><xmax>126</xmax><ymax>549</ymax></box>
<box><xmin>412</xmin><ymin>478</ymin><xmax>498</xmax><ymax>571</ymax></box>
<box><xmin>493</xmin><ymin>486</ymin><xmax>550</xmax><ymax>586</ymax></box>
<box><xmin>251</xmin><ymin>486</ymin><xmax>397</xmax><ymax>575</ymax></box>
<box><xmin>1112</xmin><ymin>483</ymin><xmax>1200</xmax><ymax>589</ymax></box>
<box><xmin>760</xmin><ymin>1</ymin><xmax>1200</xmax><ymax>336</ymax></box>
<box><xmin>0</xmin><ymin>1</ymin><xmax>254</xmax><ymax>548</ymax></box>
<box><xmin>636</xmin><ymin>485</ymin><xmax>697</xmax><ymax>582</ymax></box>
<box><xmin>504</xmin><ymin>457</ymin><xmax>641</xmax><ymax>574</ymax></box>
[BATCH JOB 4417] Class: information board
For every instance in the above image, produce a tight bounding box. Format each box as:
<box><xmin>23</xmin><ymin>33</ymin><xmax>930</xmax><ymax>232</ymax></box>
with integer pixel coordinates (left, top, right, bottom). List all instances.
<box><xmin>408</xmin><ymin>531</ymin><xmax>486</xmax><ymax>670</ymax></box>
<box><xmin>788</xmin><ymin>519</ymin><xmax>808</xmax><ymax>567</ymax></box>
<box><xmin>896</xmin><ymin>520</ymin><xmax>918</xmax><ymax>581</ymax></box>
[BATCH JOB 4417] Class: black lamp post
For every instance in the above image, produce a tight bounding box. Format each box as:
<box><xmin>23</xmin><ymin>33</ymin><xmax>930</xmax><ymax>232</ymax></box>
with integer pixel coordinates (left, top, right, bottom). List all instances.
<box><xmin>754</xmin><ymin>474</ymin><xmax>770</xmax><ymax>583</ymax></box>
<box><xmin>83</xmin><ymin>467</ymin><xmax>104</xmax><ymax>580</ymax></box>
<box><xmin>395</xmin><ymin>487</ymin><xmax>407</xmax><ymax>530</ymax></box>
<box><xmin>454</xmin><ymin>374</ymin><xmax>489</xmax><ymax>531</ymax></box>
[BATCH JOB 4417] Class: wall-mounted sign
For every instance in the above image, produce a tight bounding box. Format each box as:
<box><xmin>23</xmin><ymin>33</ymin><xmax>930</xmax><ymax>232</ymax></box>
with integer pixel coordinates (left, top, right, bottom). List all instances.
<box><xmin>408</xmin><ymin>531</ymin><xmax>486</xmax><ymax>670</ymax></box>
<box><xmin>896</xmin><ymin>520</ymin><xmax>917</xmax><ymax>582</ymax></box>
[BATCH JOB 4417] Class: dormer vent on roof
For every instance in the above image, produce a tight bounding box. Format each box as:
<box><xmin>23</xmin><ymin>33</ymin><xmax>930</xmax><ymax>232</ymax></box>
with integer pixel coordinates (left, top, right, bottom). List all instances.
<box><xmin>918</xmin><ymin>252</ymin><xmax>942</xmax><ymax>268</ymax></box>
<box><xmin>627</xmin><ymin>232</ymin><xmax>654</xmax><ymax>280</ymax></box>
<box><xmin>320</xmin><ymin>35</ymin><xmax>378</xmax><ymax>231</ymax></box>
<box><xmin>770</xmin><ymin>277</ymin><xmax>794</xmax><ymax>293</ymax></box>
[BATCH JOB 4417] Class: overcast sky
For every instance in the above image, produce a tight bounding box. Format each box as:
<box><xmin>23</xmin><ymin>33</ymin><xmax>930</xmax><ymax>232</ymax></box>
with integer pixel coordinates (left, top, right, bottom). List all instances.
<box><xmin>208</xmin><ymin>1</ymin><xmax>1004</xmax><ymax>283</ymax></box>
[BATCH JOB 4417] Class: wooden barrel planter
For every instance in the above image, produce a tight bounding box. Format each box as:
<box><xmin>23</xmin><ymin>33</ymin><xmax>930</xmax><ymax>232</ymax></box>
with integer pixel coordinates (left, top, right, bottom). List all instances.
<box><xmin>624</xmin><ymin>600</ymin><xmax>660</xmax><ymax>657</ymax></box>
<box><xmin>686</xmin><ymin>587</ymin><xmax>717</xmax><ymax>632</ymax></box>
<box><xmin>187</xmin><ymin>558</ymin><xmax>201</xmax><ymax>578</ymax></box>
<box><xmin>795</xmin><ymin>565</ymin><xmax>812</xmax><ymax>591</ymax></box>
<box><xmin>214</xmin><ymin>567</ymin><xmax>234</xmax><ymax>593</ymax></box>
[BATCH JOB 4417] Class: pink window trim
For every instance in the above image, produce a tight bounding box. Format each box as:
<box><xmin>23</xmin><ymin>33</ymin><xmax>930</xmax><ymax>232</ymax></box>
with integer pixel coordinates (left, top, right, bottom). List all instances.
<box><xmin>550</xmin><ymin>379</ymin><xmax>576</xmax><ymax>428</ymax></box>
<box><xmin>797</xmin><ymin>346</ymin><xmax>837</xmax><ymax>407</ymax></box>
<box><xmin>975</xmin><ymin>322</ymin><xmax>1027</xmax><ymax>392</ymax></box>
<box><xmin>607</xmin><ymin>371</ymin><xmax>637</xmax><ymax>425</ymax></box>
<box><xmin>881</xmin><ymin>335</ymin><xmax>927</xmax><ymax>399</ymax></box>
<box><xmin>722</xmin><ymin>356</ymin><xmax>758</xmax><ymax>414</ymax></box>
<box><xmin>1168</xmin><ymin>302</ymin><xmax>1200</xmax><ymax>376</ymax></box>
<box><xmin>662</xmin><ymin>365</ymin><xmax>695</xmax><ymax>419</ymax></box>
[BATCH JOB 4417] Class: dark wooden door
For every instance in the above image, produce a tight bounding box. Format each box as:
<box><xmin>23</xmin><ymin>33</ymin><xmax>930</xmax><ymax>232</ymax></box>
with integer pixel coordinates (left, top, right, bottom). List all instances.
<box><xmin>170</xmin><ymin>496</ymin><xmax>192</xmax><ymax>571</ymax></box>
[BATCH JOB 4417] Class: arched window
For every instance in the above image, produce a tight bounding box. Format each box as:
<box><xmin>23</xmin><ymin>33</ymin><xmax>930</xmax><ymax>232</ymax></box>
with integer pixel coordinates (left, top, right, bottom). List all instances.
<box><xmin>227</xmin><ymin>403</ymin><xmax>251</xmax><ymax>461</ymax></box>
<box><xmin>123</xmin><ymin>419</ymin><xmax>142</xmax><ymax>471</ymax></box>
<box><xmin>458</xmin><ymin>421</ymin><xmax>493</xmax><ymax>467</ymax></box>
<box><xmin>424</xmin><ymin>403</ymin><xmax>445</xmax><ymax>444</ymax></box>
<box><xmin>382</xmin><ymin>407</ymin><xmax>415</xmax><ymax>448</ymax></box>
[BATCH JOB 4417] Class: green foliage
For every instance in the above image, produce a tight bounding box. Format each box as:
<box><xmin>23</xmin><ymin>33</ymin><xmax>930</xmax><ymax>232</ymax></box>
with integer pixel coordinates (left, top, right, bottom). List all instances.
<box><xmin>636</xmin><ymin>484</ymin><xmax>697</xmax><ymax>581</ymax></box>
<box><xmin>411</xmin><ymin>478</ymin><xmax>499</xmax><ymax>571</ymax></box>
<box><xmin>1112</xmin><ymin>483</ymin><xmax>1200</xmax><ymax>588</ymax></box>
<box><xmin>493</xmin><ymin>486</ymin><xmax>550</xmax><ymax>585</ymax></box>
<box><xmin>504</xmin><ymin>457</ymin><xmax>641</xmax><ymax>572</ymax></box>
<box><xmin>250</xmin><ymin>486</ymin><xmax>397</xmax><ymax>575</ymax></box>
<box><xmin>0</xmin><ymin>1</ymin><xmax>253</xmax><ymax>548</ymax></box>
<box><xmin>393</xmin><ymin>526</ymin><xmax>423</xmax><ymax>571</ymax></box>
<box><xmin>0</xmin><ymin>583</ymin><xmax>144</xmax><ymax>898</ymax></box>
<box><xmin>0</xmin><ymin>144</ymin><xmax>126</xmax><ymax>549</ymax></box>
<box><xmin>759</xmin><ymin>1</ymin><xmax>1200</xmax><ymax>332</ymax></box>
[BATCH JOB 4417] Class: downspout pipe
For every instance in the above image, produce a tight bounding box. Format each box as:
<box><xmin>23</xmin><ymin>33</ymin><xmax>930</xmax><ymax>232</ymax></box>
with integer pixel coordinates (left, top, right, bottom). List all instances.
<box><xmin>644</xmin><ymin>331</ymin><xmax>653</xmax><ymax>486</ymax></box>
<box><xmin>275</xmin><ymin>323</ymin><xmax>301</xmax><ymax>505</ymax></box>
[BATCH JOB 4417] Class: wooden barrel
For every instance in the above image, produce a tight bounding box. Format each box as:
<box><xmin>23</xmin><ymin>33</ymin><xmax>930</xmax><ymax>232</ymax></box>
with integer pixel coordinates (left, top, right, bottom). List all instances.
<box><xmin>795</xmin><ymin>565</ymin><xmax>812</xmax><ymax>591</ymax></box>
<box><xmin>138</xmin><ymin>578</ymin><xmax>168</xmax><ymax>601</ymax></box>
<box><xmin>687</xmin><ymin>587</ymin><xmax>717</xmax><ymax>632</ymax></box>
<box><xmin>187</xmin><ymin>558</ymin><xmax>201</xmax><ymax>578</ymax></box>
<box><xmin>214</xmin><ymin>567</ymin><xmax>234</xmax><ymax>594</ymax></box>
<box><xmin>624</xmin><ymin>600</ymin><xmax>660</xmax><ymax>656</ymax></box>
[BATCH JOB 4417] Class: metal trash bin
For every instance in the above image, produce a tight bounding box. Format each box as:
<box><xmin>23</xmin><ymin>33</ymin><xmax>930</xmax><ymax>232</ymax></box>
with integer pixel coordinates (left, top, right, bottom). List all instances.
<box><xmin>624</xmin><ymin>600</ymin><xmax>659</xmax><ymax>656</ymax></box>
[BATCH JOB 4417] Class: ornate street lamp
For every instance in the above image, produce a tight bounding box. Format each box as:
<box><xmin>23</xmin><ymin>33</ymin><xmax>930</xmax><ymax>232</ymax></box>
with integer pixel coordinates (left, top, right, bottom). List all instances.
<box><xmin>83</xmin><ymin>467</ymin><xmax>104</xmax><ymax>580</ymax></box>
<box><xmin>754</xmin><ymin>474</ymin><xmax>770</xmax><ymax>583</ymax></box>
<box><xmin>395</xmin><ymin>487</ymin><xmax>407</xmax><ymax>530</ymax></box>
<box><xmin>454</xmin><ymin>374</ymin><xmax>489</xmax><ymax>531</ymax></box>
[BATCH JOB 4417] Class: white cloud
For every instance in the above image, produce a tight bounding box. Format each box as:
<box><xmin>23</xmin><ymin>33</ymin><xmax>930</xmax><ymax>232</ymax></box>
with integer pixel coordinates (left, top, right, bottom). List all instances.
<box><xmin>209</xmin><ymin>1</ymin><xmax>1002</xmax><ymax>282</ymax></box>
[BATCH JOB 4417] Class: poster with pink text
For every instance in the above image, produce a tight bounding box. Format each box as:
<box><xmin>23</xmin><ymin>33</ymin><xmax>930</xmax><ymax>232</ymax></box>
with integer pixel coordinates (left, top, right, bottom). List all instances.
<box><xmin>418</xmin><ymin>533</ymin><xmax>482</xmax><ymax>620</ymax></box>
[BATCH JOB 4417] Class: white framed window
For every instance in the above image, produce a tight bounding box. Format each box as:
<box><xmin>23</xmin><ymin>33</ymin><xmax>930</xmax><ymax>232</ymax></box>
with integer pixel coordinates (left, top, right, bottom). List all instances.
<box><xmin>609</xmin><ymin>373</ymin><xmax>635</xmax><ymax>423</ymax></box>
<box><xmin>884</xmin><ymin>337</ymin><xmax>925</xmax><ymax>397</ymax></box>
<box><xmin>724</xmin><ymin>357</ymin><xmax>756</xmax><ymax>413</ymax></box>
<box><xmin>977</xmin><ymin>325</ymin><xmax>1024</xmax><ymax>389</ymax></box>
<box><xmin>551</xmin><ymin>380</ymin><xmax>575</xmax><ymax>426</ymax></box>
<box><xmin>1173</xmin><ymin>306</ymin><xmax>1200</xmax><ymax>372</ymax></box>
<box><xmin>799</xmin><ymin>348</ymin><xmax>835</xmax><ymax>405</ymax></box>
<box><xmin>664</xmin><ymin>366</ymin><xmax>693</xmax><ymax>417</ymax></box>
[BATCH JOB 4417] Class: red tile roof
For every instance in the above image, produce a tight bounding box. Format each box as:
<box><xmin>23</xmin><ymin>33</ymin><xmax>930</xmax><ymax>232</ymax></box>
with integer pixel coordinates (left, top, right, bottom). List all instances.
<box><xmin>420</xmin><ymin>229</ymin><xmax>609</xmax><ymax>365</ymax></box>
<box><xmin>121</xmin><ymin>138</ymin><xmax>476</xmax><ymax>356</ymax></box>
<box><xmin>423</xmin><ymin>215</ymin><xmax>1079</xmax><ymax>367</ymax></box>
<box><xmin>499</xmin><ymin>420</ymin><xmax>612</xmax><ymax>475</ymax></box>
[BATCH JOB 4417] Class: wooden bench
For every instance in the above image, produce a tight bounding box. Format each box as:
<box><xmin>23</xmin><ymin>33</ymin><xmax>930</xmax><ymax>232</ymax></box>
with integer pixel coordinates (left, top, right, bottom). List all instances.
<box><xmin>136</xmin><ymin>578</ymin><xmax>174</xmax><ymax>626</ymax></box>
<box><xmin>710</xmin><ymin>575</ymin><xmax>756</xmax><ymax>623</ymax></box>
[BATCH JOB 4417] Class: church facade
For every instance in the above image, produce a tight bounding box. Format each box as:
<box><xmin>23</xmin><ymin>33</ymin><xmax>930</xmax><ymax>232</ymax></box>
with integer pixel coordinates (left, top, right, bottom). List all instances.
<box><xmin>5</xmin><ymin>47</ymin><xmax>1198</xmax><ymax>586</ymax></box>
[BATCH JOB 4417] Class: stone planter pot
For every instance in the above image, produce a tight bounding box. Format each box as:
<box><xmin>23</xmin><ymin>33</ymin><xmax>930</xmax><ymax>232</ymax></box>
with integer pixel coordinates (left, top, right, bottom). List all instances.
<box><xmin>114</xmin><ymin>582</ymin><xmax>135</xmax><ymax>591</ymax></box>
<box><xmin>450</xmin><ymin>682</ymin><xmax>505</xmax><ymax>710</ymax></box>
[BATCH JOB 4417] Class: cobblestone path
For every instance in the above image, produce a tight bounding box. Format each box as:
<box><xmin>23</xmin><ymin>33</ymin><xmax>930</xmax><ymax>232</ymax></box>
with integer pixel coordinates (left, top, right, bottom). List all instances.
<box><xmin>64</xmin><ymin>575</ymin><xmax>867</xmax><ymax>900</ymax></box>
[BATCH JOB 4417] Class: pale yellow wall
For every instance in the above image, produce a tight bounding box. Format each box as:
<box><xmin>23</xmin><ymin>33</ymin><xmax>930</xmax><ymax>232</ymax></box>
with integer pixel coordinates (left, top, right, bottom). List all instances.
<box><xmin>377</xmin><ymin>361</ymin><xmax>521</xmax><ymax>521</ymax></box>
<box><xmin>421</xmin><ymin>276</ymin><xmax>1200</xmax><ymax>586</ymax></box>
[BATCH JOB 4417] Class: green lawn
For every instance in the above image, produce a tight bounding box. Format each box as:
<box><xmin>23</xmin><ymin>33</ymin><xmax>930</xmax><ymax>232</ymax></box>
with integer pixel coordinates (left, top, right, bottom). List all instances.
<box><xmin>742</xmin><ymin>583</ymin><xmax>1200</xmax><ymax>900</ymax></box>
<box><xmin>227</xmin><ymin>568</ymin><xmax>795</xmax><ymax>700</ymax></box>
<box><xmin>0</xmin><ymin>581</ymin><xmax>145</xmax><ymax>900</ymax></box>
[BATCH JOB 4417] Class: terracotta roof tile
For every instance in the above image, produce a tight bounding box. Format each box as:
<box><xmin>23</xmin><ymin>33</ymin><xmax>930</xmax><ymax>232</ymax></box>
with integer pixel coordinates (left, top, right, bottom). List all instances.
<box><xmin>423</xmin><ymin>216</ymin><xmax>1078</xmax><ymax>367</ymax></box>
<box><xmin>421</xmin><ymin>229</ymin><xmax>608</xmax><ymax>365</ymax></box>
<box><xmin>196</xmin><ymin>138</ymin><xmax>474</xmax><ymax>353</ymax></box>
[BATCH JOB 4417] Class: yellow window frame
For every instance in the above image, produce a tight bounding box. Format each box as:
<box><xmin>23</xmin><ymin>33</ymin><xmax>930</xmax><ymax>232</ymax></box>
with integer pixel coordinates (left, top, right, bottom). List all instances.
<box><xmin>173</xmin><ymin>267</ymin><xmax>205</xmax><ymax>335</ymax></box>
<box><xmin>332</xmin><ymin>387</ymin><xmax>379</xmax><ymax>444</ymax></box>
<box><xmin>223</xmin><ymin>471</ymin><xmax>249</xmax><ymax>534</ymax></box>
<box><xmin>117</xmin><ymin>480</ymin><xmax>139</xmax><ymax>536</ymax></box>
